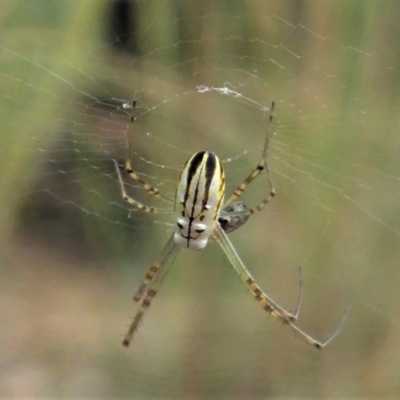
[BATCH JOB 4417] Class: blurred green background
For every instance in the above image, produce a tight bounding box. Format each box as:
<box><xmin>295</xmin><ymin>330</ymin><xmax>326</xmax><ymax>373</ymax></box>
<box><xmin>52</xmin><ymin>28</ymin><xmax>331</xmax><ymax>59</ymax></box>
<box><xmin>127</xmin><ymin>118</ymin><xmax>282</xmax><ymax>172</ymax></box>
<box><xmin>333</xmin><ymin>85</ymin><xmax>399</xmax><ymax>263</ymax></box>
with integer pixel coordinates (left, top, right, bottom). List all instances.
<box><xmin>1</xmin><ymin>0</ymin><xmax>400</xmax><ymax>398</ymax></box>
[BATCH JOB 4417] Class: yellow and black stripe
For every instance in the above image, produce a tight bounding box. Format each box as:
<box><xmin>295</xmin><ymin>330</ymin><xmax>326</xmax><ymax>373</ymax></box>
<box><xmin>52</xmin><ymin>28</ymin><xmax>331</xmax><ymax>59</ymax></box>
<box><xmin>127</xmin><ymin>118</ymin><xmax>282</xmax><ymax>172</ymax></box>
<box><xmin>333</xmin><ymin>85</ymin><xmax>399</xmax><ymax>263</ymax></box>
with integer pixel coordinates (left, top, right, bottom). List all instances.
<box><xmin>174</xmin><ymin>150</ymin><xmax>225</xmax><ymax>249</ymax></box>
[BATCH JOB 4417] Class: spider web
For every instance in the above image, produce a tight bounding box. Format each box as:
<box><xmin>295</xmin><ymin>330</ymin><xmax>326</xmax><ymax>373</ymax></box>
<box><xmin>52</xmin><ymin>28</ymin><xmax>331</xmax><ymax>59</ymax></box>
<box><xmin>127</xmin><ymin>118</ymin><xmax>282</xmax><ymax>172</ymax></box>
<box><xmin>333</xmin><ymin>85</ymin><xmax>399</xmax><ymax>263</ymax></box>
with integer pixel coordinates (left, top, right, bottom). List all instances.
<box><xmin>1</xmin><ymin>0</ymin><xmax>400</xmax><ymax>398</ymax></box>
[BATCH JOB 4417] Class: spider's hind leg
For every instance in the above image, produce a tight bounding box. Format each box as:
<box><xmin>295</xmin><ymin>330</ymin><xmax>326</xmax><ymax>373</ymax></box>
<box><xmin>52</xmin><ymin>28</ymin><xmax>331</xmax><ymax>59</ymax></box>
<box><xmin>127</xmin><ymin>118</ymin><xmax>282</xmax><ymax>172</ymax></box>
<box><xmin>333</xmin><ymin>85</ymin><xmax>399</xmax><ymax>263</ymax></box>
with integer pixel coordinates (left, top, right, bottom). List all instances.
<box><xmin>123</xmin><ymin>233</ymin><xmax>180</xmax><ymax>347</ymax></box>
<box><xmin>120</xmin><ymin>101</ymin><xmax>173</xmax><ymax>204</ymax></box>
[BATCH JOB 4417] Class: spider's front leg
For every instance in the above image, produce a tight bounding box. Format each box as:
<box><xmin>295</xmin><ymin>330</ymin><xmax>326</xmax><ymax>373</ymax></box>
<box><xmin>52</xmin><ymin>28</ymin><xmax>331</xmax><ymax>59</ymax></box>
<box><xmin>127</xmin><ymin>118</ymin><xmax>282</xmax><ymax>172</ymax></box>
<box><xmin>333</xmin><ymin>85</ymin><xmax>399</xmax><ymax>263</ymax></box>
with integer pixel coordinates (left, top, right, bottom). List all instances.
<box><xmin>213</xmin><ymin>224</ymin><xmax>302</xmax><ymax>322</ymax></box>
<box><xmin>213</xmin><ymin>224</ymin><xmax>350</xmax><ymax>349</ymax></box>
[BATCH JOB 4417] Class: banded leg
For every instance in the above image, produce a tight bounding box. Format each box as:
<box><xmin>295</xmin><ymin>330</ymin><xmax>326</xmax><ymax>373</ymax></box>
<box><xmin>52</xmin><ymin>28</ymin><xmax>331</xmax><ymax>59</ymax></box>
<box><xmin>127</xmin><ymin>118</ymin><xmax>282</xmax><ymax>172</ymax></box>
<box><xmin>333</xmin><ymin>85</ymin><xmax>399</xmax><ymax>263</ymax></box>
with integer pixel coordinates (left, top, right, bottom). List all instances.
<box><xmin>114</xmin><ymin>159</ymin><xmax>173</xmax><ymax>213</ymax></box>
<box><xmin>123</xmin><ymin>233</ymin><xmax>181</xmax><ymax>347</ymax></box>
<box><xmin>214</xmin><ymin>224</ymin><xmax>301</xmax><ymax>322</ymax></box>
<box><xmin>284</xmin><ymin>304</ymin><xmax>351</xmax><ymax>349</ymax></box>
<box><xmin>223</xmin><ymin>101</ymin><xmax>276</xmax><ymax>216</ymax></box>
<box><xmin>214</xmin><ymin>225</ymin><xmax>350</xmax><ymax>349</ymax></box>
<box><xmin>133</xmin><ymin>233</ymin><xmax>177</xmax><ymax>302</ymax></box>
<box><xmin>122</xmin><ymin>101</ymin><xmax>173</xmax><ymax>204</ymax></box>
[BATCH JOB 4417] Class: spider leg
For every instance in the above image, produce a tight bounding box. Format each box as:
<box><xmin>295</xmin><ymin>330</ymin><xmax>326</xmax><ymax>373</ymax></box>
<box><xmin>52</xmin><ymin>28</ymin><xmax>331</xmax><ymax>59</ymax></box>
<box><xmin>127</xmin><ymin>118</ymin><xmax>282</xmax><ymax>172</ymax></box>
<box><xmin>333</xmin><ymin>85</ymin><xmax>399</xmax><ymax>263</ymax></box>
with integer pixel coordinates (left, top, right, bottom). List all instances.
<box><xmin>132</xmin><ymin>233</ymin><xmax>177</xmax><ymax>302</ymax></box>
<box><xmin>214</xmin><ymin>225</ymin><xmax>349</xmax><ymax>349</ymax></box>
<box><xmin>123</xmin><ymin>233</ymin><xmax>180</xmax><ymax>347</ymax></box>
<box><xmin>223</xmin><ymin>101</ymin><xmax>276</xmax><ymax>215</ymax></box>
<box><xmin>114</xmin><ymin>159</ymin><xmax>173</xmax><ymax>213</ymax></box>
<box><xmin>122</xmin><ymin>101</ymin><xmax>173</xmax><ymax>204</ymax></box>
<box><xmin>284</xmin><ymin>302</ymin><xmax>351</xmax><ymax>349</ymax></box>
<box><xmin>214</xmin><ymin>224</ymin><xmax>301</xmax><ymax>322</ymax></box>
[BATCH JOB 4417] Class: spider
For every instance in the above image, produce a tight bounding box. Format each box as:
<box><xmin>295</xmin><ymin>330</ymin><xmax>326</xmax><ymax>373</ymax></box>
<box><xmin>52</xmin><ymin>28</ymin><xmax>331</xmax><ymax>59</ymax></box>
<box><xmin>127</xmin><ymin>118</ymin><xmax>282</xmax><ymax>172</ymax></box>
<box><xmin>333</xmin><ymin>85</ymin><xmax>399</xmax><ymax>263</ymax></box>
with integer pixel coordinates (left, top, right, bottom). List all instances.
<box><xmin>114</xmin><ymin>101</ymin><xmax>349</xmax><ymax>349</ymax></box>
